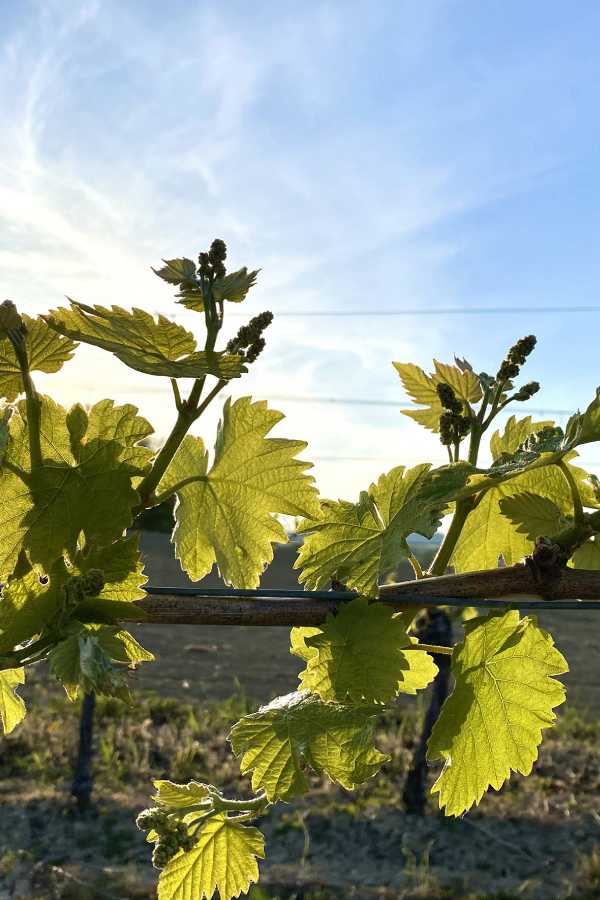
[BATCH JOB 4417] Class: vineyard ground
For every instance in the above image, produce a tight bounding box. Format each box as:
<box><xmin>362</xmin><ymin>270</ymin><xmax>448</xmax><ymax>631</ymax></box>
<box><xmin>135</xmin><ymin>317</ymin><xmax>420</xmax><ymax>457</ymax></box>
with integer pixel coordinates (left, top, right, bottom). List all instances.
<box><xmin>0</xmin><ymin>533</ymin><xmax>598</xmax><ymax>900</ymax></box>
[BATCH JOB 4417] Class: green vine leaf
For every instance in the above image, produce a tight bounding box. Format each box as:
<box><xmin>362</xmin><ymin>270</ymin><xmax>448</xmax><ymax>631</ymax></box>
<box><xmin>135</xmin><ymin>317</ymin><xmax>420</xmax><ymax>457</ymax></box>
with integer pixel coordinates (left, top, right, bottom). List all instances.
<box><xmin>72</xmin><ymin>535</ymin><xmax>147</xmax><ymax>602</ymax></box>
<box><xmin>427</xmin><ymin>610</ymin><xmax>568</xmax><ymax>816</ymax></box>
<box><xmin>0</xmin><ymin>397</ymin><xmax>151</xmax><ymax>576</ymax></box>
<box><xmin>153</xmin><ymin>780</ymin><xmax>211</xmax><ymax>809</ymax></box>
<box><xmin>451</xmin><ymin>418</ymin><xmax>596</xmax><ymax>572</ymax></box>
<box><xmin>498</xmin><ymin>492</ymin><xmax>571</xmax><ymax>542</ymax></box>
<box><xmin>212</xmin><ymin>268</ymin><xmax>259</xmax><ymax>304</ymax></box>
<box><xmin>157</xmin><ymin>813</ymin><xmax>264</xmax><ymax>900</ymax></box>
<box><xmin>0</xmin><ymin>315</ymin><xmax>77</xmax><ymax>402</ymax></box>
<box><xmin>44</xmin><ymin>301</ymin><xmax>245</xmax><ymax>380</ymax></box>
<box><xmin>153</xmin><ymin>258</ymin><xmax>198</xmax><ymax>286</ymax></box>
<box><xmin>297</xmin><ymin>598</ymin><xmax>438</xmax><ymax>704</ymax></box>
<box><xmin>0</xmin><ymin>667</ymin><xmax>26</xmax><ymax>734</ymax></box>
<box><xmin>49</xmin><ymin>625</ymin><xmax>152</xmax><ymax>701</ymax></box>
<box><xmin>566</xmin><ymin>387</ymin><xmax>600</xmax><ymax>447</ymax></box>
<box><xmin>570</xmin><ymin>536</ymin><xmax>600</xmax><ymax>569</ymax></box>
<box><xmin>0</xmin><ymin>571</ymin><xmax>62</xmax><ymax>654</ymax></box>
<box><xmin>489</xmin><ymin>415</ymin><xmax>553</xmax><ymax>459</ymax></box>
<box><xmin>296</xmin><ymin>463</ymin><xmax>469</xmax><ymax>595</ymax></box>
<box><xmin>159</xmin><ymin>397</ymin><xmax>320</xmax><ymax>587</ymax></box>
<box><xmin>393</xmin><ymin>360</ymin><xmax>481</xmax><ymax>432</ymax></box>
<box><xmin>229</xmin><ymin>690</ymin><xmax>388</xmax><ymax>801</ymax></box>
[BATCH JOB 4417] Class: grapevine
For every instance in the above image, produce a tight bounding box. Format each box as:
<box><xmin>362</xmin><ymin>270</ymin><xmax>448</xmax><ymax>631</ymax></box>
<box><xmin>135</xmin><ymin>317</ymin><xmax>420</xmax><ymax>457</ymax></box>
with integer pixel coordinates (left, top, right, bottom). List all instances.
<box><xmin>2</xmin><ymin>240</ymin><xmax>600</xmax><ymax>899</ymax></box>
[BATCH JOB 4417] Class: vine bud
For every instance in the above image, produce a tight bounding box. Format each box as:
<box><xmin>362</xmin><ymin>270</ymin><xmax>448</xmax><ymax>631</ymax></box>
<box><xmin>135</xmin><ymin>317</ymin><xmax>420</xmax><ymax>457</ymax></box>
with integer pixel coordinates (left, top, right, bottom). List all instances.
<box><xmin>0</xmin><ymin>300</ymin><xmax>23</xmax><ymax>334</ymax></box>
<box><xmin>436</xmin><ymin>382</ymin><xmax>462</xmax><ymax>414</ymax></box>
<box><xmin>208</xmin><ymin>238</ymin><xmax>227</xmax><ymax>264</ymax></box>
<box><xmin>513</xmin><ymin>381</ymin><xmax>540</xmax><ymax>402</ymax></box>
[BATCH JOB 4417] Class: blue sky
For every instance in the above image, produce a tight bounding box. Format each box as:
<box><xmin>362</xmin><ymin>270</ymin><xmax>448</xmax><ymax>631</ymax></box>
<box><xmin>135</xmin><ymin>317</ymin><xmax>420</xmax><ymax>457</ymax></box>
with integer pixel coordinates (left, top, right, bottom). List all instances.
<box><xmin>1</xmin><ymin>0</ymin><xmax>600</xmax><ymax>498</ymax></box>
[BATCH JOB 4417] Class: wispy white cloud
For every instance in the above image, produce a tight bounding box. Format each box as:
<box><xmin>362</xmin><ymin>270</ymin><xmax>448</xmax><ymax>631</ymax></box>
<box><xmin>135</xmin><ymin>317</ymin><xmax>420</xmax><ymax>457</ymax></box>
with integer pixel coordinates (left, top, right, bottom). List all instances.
<box><xmin>1</xmin><ymin>0</ymin><xmax>597</xmax><ymax>497</ymax></box>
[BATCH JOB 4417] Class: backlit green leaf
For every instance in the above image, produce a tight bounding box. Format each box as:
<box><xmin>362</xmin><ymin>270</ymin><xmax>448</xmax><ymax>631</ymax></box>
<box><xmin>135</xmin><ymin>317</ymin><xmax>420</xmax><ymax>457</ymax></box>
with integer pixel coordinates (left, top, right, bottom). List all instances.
<box><xmin>0</xmin><ymin>315</ymin><xmax>77</xmax><ymax>401</ymax></box>
<box><xmin>0</xmin><ymin>397</ymin><xmax>150</xmax><ymax>575</ymax></box>
<box><xmin>451</xmin><ymin>417</ymin><xmax>595</xmax><ymax>572</ymax></box>
<box><xmin>566</xmin><ymin>387</ymin><xmax>600</xmax><ymax>446</ymax></box>
<box><xmin>570</xmin><ymin>536</ymin><xmax>600</xmax><ymax>569</ymax></box>
<box><xmin>427</xmin><ymin>610</ymin><xmax>567</xmax><ymax>816</ymax></box>
<box><xmin>0</xmin><ymin>667</ymin><xmax>26</xmax><ymax>734</ymax></box>
<box><xmin>44</xmin><ymin>301</ymin><xmax>245</xmax><ymax>380</ymax></box>
<box><xmin>157</xmin><ymin>813</ymin><xmax>264</xmax><ymax>900</ymax></box>
<box><xmin>159</xmin><ymin>397</ymin><xmax>320</xmax><ymax>587</ymax></box>
<box><xmin>498</xmin><ymin>492</ymin><xmax>570</xmax><ymax>542</ymax></box>
<box><xmin>393</xmin><ymin>360</ymin><xmax>481</xmax><ymax>432</ymax></box>
<box><xmin>230</xmin><ymin>690</ymin><xmax>388</xmax><ymax>801</ymax></box>
<box><xmin>49</xmin><ymin>625</ymin><xmax>150</xmax><ymax>701</ymax></box>
<box><xmin>153</xmin><ymin>780</ymin><xmax>211</xmax><ymax>809</ymax></box>
<box><xmin>297</xmin><ymin>598</ymin><xmax>438</xmax><ymax>704</ymax></box>
<box><xmin>212</xmin><ymin>268</ymin><xmax>259</xmax><ymax>304</ymax></box>
<box><xmin>296</xmin><ymin>463</ymin><xmax>468</xmax><ymax>595</ymax></box>
<box><xmin>489</xmin><ymin>415</ymin><xmax>553</xmax><ymax>460</ymax></box>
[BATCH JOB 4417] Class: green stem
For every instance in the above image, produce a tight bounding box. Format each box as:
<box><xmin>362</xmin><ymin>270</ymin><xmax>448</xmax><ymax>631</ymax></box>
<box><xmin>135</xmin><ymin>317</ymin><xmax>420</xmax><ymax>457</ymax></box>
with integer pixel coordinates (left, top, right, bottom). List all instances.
<box><xmin>405</xmin><ymin>643</ymin><xmax>453</xmax><ymax>656</ymax></box>
<box><xmin>154</xmin><ymin>474</ymin><xmax>206</xmax><ymax>505</ymax></box>
<box><xmin>137</xmin><ymin>310</ymin><xmax>222</xmax><ymax>506</ymax></box>
<box><xmin>136</xmin><ymin>408</ymin><xmax>197</xmax><ymax>504</ymax></box>
<box><xmin>195</xmin><ymin>378</ymin><xmax>226</xmax><ymax>418</ymax></box>
<box><xmin>9</xmin><ymin>329</ymin><xmax>42</xmax><ymax>470</ymax></box>
<box><xmin>557</xmin><ymin>459</ymin><xmax>585</xmax><ymax>525</ymax></box>
<box><xmin>209</xmin><ymin>791</ymin><xmax>267</xmax><ymax>812</ymax></box>
<box><xmin>428</xmin><ymin>499</ymin><xmax>474</xmax><ymax>577</ymax></box>
<box><xmin>170</xmin><ymin>378</ymin><xmax>183</xmax><ymax>412</ymax></box>
<box><xmin>407</xmin><ymin>552</ymin><xmax>424</xmax><ymax>580</ymax></box>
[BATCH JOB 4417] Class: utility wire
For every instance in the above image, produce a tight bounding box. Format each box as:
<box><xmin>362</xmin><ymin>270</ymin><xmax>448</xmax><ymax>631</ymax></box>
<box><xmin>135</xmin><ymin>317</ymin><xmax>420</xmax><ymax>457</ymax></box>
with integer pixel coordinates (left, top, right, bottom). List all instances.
<box><xmin>210</xmin><ymin>306</ymin><xmax>600</xmax><ymax>318</ymax></box>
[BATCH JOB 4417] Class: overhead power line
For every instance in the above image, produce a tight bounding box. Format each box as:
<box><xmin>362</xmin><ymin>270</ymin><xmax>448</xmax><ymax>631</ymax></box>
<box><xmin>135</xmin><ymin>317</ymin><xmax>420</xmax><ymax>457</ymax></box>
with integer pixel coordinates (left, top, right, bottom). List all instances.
<box><xmin>223</xmin><ymin>306</ymin><xmax>600</xmax><ymax>318</ymax></box>
<box><xmin>257</xmin><ymin>393</ymin><xmax>573</xmax><ymax>416</ymax></box>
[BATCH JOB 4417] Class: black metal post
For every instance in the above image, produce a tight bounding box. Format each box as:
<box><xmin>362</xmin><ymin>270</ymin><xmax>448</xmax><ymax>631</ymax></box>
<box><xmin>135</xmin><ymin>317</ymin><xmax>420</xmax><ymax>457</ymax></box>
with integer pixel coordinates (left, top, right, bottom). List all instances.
<box><xmin>71</xmin><ymin>692</ymin><xmax>96</xmax><ymax>811</ymax></box>
<box><xmin>402</xmin><ymin>610</ymin><xmax>453</xmax><ymax>815</ymax></box>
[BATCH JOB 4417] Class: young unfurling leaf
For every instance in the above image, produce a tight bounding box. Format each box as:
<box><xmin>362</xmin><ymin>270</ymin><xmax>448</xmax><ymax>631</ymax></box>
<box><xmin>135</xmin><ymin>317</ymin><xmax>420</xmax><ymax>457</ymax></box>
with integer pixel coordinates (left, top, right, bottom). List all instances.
<box><xmin>393</xmin><ymin>360</ymin><xmax>481</xmax><ymax>432</ymax></box>
<box><xmin>0</xmin><ymin>315</ymin><xmax>77</xmax><ymax>402</ymax></box>
<box><xmin>44</xmin><ymin>301</ymin><xmax>245</xmax><ymax>380</ymax></box>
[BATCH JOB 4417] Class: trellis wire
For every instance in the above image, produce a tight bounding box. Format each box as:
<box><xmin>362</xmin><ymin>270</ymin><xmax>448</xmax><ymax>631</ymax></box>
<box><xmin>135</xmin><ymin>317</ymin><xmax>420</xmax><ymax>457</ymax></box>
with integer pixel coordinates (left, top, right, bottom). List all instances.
<box><xmin>144</xmin><ymin>586</ymin><xmax>600</xmax><ymax>611</ymax></box>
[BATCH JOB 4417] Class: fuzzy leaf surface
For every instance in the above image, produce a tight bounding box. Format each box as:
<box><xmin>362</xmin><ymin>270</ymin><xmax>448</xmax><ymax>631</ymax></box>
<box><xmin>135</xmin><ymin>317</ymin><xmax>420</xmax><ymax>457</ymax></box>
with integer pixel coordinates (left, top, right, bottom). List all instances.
<box><xmin>0</xmin><ymin>668</ymin><xmax>26</xmax><ymax>734</ymax></box>
<box><xmin>230</xmin><ymin>690</ymin><xmax>388</xmax><ymax>801</ymax></box>
<box><xmin>44</xmin><ymin>301</ymin><xmax>245</xmax><ymax>380</ymax></box>
<box><xmin>0</xmin><ymin>315</ymin><xmax>76</xmax><ymax>401</ymax></box>
<box><xmin>296</xmin><ymin>463</ymin><xmax>468</xmax><ymax>595</ymax></box>
<box><xmin>427</xmin><ymin>610</ymin><xmax>567</xmax><ymax>816</ymax></box>
<box><xmin>297</xmin><ymin>598</ymin><xmax>438</xmax><ymax>704</ymax></box>
<box><xmin>160</xmin><ymin>397</ymin><xmax>320</xmax><ymax>587</ymax></box>
<box><xmin>157</xmin><ymin>813</ymin><xmax>264</xmax><ymax>900</ymax></box>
